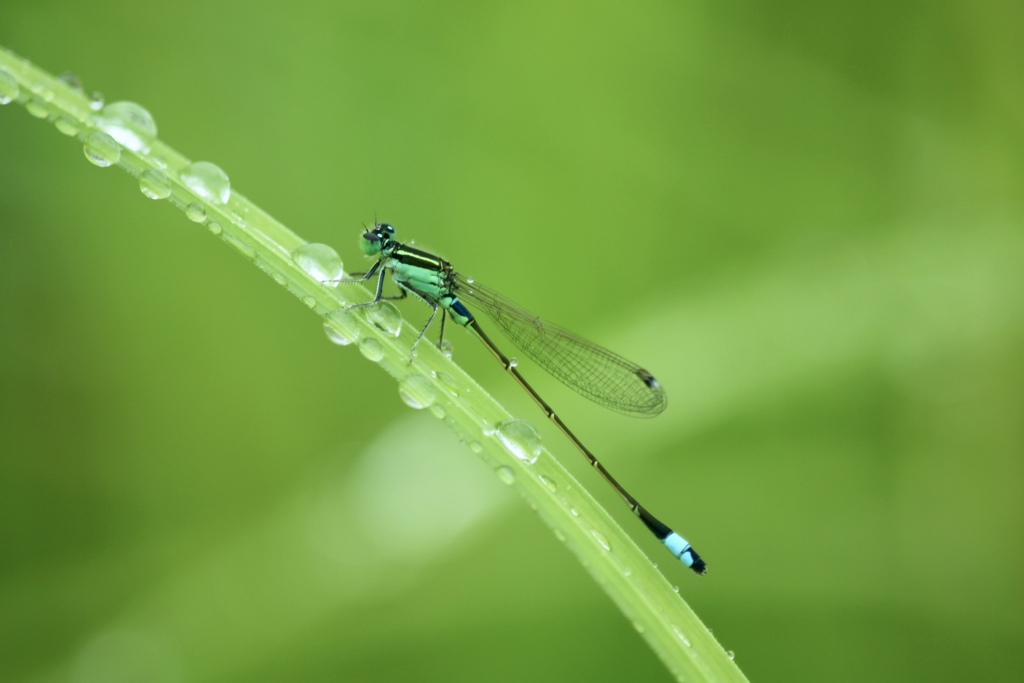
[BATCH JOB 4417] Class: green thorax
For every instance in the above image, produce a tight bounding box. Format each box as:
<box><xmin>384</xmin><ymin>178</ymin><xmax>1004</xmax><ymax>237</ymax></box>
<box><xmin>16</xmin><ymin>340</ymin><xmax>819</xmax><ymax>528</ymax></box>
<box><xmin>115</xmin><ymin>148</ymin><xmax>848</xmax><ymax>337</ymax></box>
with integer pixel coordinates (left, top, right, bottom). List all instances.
<box><xmin>359</xmin><ymin>223</ymin><xmax>466</xmax><ymax>320</ymax></box>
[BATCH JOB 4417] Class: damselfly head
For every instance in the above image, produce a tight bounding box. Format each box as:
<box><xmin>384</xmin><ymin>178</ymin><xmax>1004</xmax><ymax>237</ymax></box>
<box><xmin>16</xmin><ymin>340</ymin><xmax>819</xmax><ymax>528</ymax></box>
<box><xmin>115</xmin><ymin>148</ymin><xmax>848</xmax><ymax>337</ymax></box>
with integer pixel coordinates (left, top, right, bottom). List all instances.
<box><xmin>360</xmin><ymin>222</ymin><xmax>395</xmax><ymax>255</ymax></box>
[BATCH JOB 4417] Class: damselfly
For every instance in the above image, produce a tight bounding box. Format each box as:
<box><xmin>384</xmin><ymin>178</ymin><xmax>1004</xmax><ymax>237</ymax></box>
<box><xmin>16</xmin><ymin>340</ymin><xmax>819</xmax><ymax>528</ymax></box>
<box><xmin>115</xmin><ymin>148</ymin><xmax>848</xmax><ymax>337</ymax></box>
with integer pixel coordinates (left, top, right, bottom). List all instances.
<box><xmin>333</xmin><ymin>223</ymin><xmax>705</xmax><ymax>574</ymax></box>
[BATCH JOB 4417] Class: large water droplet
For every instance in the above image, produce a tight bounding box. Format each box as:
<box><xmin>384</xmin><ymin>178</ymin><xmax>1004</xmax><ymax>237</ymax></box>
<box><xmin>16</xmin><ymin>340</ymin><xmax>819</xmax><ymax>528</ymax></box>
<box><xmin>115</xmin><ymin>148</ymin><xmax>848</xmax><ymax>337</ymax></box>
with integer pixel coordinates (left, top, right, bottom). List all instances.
<box><xmin>138</xmin><ymin>169</ymin><xmax>171</xmax><ymax>199</ymax></box>
<box><xmin>83</xmin><ymin>131</ymin><xmax>121</xmax><ymax>167</ymax></box>
<box><xmin>398</xmin><ymin>375</ymin><xmax>436</xmax><ymax>410</ymax></box>
<box><xmin>96</xmin><ymin>101</ymin><xmax>157</xmax><ymax>152</ymax></box>
<box><xmin>358</xmin><ymin>337</ymin><xmax>384</xmax><ymax>362</ymax></box>
<box><xmin>180</xmin><ymin>161</ymin><xmax>230</xmax><ymax>205</ymax></box>
<box><xmin>292</xmin><ymin>243</ymin><xmax>343</xmax><ymax>283</ymax></box>
<box><xmin>324</xmin><ymin>308</ymin><xmax>361</xmax><ymax>346</ymax></box>
<box><xmin>364</xmin><ymin>302</ymin><xmax>402</xmax><ymax>337</ymax></box>
<box><xmin>495</xmin><ymin>419</ymin><xmax>541</xmax><ymax>464</ymax></box>
<box><xmin>0</xmin><ymin>68</ymin><xmax>19</xmax><ymax>104</ymax></box>
<box><xmin>88</xmin><ymin>91</ymin><xmax>105</xmax><ymax>110</ymax></box>
<box><xmin>590</xmin><ymin>529</ymin><xmax>611</xmax><ymax>551</ymax></box>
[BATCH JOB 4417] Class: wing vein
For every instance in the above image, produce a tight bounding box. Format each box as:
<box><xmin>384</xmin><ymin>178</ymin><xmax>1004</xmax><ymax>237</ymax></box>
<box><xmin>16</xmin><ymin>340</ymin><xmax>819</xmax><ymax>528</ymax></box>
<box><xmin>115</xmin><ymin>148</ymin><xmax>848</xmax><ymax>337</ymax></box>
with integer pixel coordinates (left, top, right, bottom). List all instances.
<box><xmin>453</xmin><ymin>274</ymin><xmax>666</xmax><ymax>417</ymax></box>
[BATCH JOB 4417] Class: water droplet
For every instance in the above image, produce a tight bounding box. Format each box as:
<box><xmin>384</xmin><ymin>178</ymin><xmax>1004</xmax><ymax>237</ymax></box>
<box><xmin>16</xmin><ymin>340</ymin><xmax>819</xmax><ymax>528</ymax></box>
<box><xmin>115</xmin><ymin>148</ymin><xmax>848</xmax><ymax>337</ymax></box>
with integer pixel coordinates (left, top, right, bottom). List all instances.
<box><xmin>673</xmin><ymin>585</ymin><xmax>680</xmax><ymax>593</ymax></box>
<box><xmin>292</xmin><ymin>243</ymin><xmax>343</xmax><ymax>284</ymax></box>
<box><xmin>495</xmin><ymin>419</ymin><xmax>541</xmax><ymax>464</ymax></box>
<box><xmin>553</xmin><ymin>528</ymin><xmax>567</xmax><ymax>542</ymax></box>
<box><xmin>96</xmin><ymin>101</ymin><xmax>157</xmax><ymax>152</ymax></box>
<box><xmin>207</xmin><ymin>221</ymin><xmax>223</xmax><ymax>236</ymax></box>
<box><xmin>466</xmin><ymin>276</ymin><xmax>475</xmax><ymax>284</ymax></box>
<box><xmin>54</xmin><ymin>115</ymin><xmax>79</xmax><ymax>136</ymax></box>
<box><xmin>398</xmin><ymin>375</ymin><xmax>436</xmax><ymax>410</ymax></box>
<box><xmin>26</xmin><ymin>97</ymin><xmax>49</xmax><ymax>118</ymax></box>
<box><xmin>590</xmin><ymin>529</ymin><xmax>611</xmax><ymax>551</ymax></box>
<box><xmin>495</xmin><ymin>466</ymin><xmax>516</xmax><ymax>485</ymax></box>
<box><xmin>429</xmin><ymin>404</ymin><xmax>446</xmax><ymax>419</ymax></box>
<box><xmin>364</xmin><ymin>302</ymin><xmax>402</xmax><ymax>337</ymax></box>
<box><xmin>570</xmin><ymin>507</ymin><xmax>579</xmax><ymax>517</ymax></box>
<box><xmin>56</xmin><ymin>71</ymin><xmax>84</xmax><ymax>93</ymax></box>
<box><xmin>223</xmin><ymin>233</ymin><xmax>255</xmax><ymax>259</ymax></box>
<box><xmin>180</xmin><ymin>161</ymin><xmax>230</xmax><ymax>205</ymax></box>
<box><xmin>508</xmin><ymin>357</ymin><xmax>518</xmax><ymax>368</ymax></box>
<box><xmin>434</xmin><ymin>372</ymin><xmax>459</xmax><ymax>396</ymax></box>
<box><xmin>468</xmin><ymin>441</ymin><xmax>483</xmax><ymax>454</ymax></box>
<box><xmin>439</xmin><ymin>339</ymin><xmax>454</xmax><ymax>359</ymax></box>
<box><xmin>0</xmin><ymin>68</ymin><xmax>19</xmax><ymax>104</ymax></box>
<box><xmin>671</xmin><ymin>625</ymin><xmax>691</xmax><ymax>647</ymax></box>
<box><xmin>538</xmin><ymin>474</ymin><xmax>557</xmax><ymax>492</ymax></box>
<box><xmin>727</xmin><ymin>651</ymin><xmax>735</xmax><ymax>661</ymax></box>
<box><xmin>83</xmin><ymin>131</ymin><xmax>120</xmax><ymax>167</ymax></box>
<box><xmin>324</xmin><ymin>308</ymin><xmax>361</xmax><ymax>346</ymax></box>
<box><xmin>272</xmin><ymin>272</ymin><xmax>287</xmax><ymax>286</ymax></box>
<box><xmin>88</xmin><ymin>91</ymin><xmax>104</xmax><ymax>110</ymax></box>
<box><xmin>184</xmin><ymin>202</ymin><xmax>207</xmax><ymax>223</ymax></box>
<box><xmin>358</xmin><ymin>337</ymin><xmax>384</xmax><ymax>362</ymax></box>
<box><xmin>302</xmin><ymin>295</ymin><xmax>317</xmax><ymax>309</ymax></box>
<box><xmin>138</xmin><ymin>169</ymin><xmax>171</xmax><ymax>199</ymax></box>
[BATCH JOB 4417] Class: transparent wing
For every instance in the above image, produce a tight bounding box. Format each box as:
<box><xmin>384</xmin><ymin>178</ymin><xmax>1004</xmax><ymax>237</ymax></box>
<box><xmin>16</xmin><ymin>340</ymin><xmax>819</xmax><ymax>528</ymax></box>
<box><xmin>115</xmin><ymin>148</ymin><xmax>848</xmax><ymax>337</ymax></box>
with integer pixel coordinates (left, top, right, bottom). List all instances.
<box><xmin>453</xmin><ymin>273</ymin><xmax>667</xmax><ymax>417</ymax></box>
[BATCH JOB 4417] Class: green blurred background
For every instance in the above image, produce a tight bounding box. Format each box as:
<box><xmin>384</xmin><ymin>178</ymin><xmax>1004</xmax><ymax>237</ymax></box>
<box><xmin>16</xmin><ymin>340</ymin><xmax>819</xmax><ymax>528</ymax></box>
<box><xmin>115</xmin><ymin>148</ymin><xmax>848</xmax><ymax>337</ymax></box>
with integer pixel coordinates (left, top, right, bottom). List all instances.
<box><xmin>2</xmin><ymin>2</ymin><xmax>1022</xmax><ymax>682</ymax></box>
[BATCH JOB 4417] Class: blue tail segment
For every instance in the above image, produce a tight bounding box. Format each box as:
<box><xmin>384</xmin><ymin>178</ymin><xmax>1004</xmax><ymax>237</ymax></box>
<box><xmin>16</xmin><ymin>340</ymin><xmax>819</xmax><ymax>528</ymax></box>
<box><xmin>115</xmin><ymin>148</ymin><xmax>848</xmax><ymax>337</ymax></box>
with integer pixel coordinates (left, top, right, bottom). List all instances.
<box><xmin>637</xmin><ymin>507</ymin><xmax>706</xmax><ymax>575</ymax></box>
<box><xmin>663</xmin><ymin>532</ymin><xmax>706</xmax><ymax>574</ymax></box>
